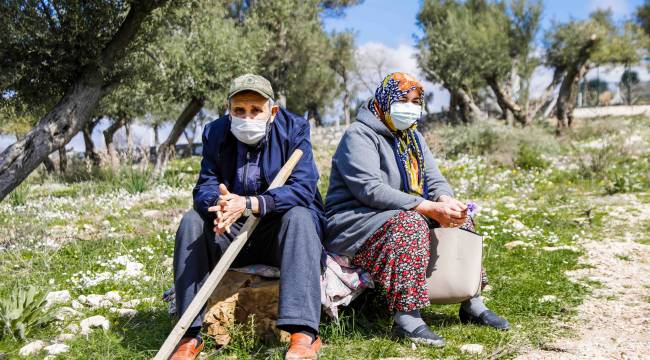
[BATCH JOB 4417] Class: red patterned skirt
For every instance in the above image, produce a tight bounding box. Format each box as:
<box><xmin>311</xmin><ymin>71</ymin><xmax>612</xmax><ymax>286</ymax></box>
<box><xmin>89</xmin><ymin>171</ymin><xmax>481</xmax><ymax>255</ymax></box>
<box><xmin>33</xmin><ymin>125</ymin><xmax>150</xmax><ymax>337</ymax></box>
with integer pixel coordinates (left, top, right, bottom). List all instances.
<box><xmin>351</xmin><ymin>211</ymin><xmax>488</xmax><ymax>313</ymax></box>
<box><xmin>351</xmin><ymin>211</ymin><xmax>431</xmax><ymax>312</ymax></box>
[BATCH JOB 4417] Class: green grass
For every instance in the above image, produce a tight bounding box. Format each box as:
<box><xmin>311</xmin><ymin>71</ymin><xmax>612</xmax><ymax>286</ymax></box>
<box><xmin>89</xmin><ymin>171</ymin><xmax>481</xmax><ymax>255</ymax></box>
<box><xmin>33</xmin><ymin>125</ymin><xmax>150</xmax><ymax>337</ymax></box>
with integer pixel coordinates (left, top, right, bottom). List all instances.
<box><xmin>1</xmin><ymin>116</ymin><xmax>649</xmax><ymax>359</ymax></box>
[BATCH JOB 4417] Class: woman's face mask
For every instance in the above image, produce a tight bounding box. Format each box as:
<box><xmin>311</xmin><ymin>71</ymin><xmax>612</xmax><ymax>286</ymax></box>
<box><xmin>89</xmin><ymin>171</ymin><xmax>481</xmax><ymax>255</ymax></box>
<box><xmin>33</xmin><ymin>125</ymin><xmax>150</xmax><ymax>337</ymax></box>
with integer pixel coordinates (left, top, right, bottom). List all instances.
<box><xmin>389</xmin><ymin>101</ymin><xmax>422</xmax><ymax>130</ymax></box>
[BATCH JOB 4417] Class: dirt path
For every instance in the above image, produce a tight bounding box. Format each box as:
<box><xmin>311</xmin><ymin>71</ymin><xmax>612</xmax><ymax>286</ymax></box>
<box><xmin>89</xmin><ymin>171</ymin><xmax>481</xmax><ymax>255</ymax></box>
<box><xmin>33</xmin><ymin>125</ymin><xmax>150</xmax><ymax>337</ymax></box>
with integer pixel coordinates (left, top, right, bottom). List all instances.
<box><xmin>518</xmin><ymin>193</ymin><xmax>650</xmax><ymax>359</ymax></box>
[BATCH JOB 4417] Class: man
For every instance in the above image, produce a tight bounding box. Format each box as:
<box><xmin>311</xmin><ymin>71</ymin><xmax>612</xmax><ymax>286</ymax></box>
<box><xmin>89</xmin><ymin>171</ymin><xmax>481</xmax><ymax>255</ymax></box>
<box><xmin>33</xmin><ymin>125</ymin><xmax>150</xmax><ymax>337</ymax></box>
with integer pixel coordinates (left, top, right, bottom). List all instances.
<box><xmin>171</xmin><ymin>74</ymin><xmax>324</xmax><ymax>360</ymax></box>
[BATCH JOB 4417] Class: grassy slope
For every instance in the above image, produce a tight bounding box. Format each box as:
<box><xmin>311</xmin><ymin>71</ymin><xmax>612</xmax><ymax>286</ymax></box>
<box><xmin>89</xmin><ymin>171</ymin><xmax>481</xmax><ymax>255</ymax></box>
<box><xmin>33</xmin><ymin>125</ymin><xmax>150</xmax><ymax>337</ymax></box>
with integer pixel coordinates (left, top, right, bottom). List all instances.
<box><xmin>0</xmin><ymin>116</ymin><xmax>648</xmax><ymax>359</ymax></box>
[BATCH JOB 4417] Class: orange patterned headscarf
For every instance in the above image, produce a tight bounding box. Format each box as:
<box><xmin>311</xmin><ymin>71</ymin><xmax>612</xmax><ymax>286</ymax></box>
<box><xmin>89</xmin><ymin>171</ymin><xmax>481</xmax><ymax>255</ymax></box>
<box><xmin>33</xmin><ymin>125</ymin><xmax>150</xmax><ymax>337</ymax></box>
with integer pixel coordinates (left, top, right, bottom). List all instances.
<box><xmin>368</xmin><ymin>72</ymin><xmax>427</xmax><ymax>197</ymax></box>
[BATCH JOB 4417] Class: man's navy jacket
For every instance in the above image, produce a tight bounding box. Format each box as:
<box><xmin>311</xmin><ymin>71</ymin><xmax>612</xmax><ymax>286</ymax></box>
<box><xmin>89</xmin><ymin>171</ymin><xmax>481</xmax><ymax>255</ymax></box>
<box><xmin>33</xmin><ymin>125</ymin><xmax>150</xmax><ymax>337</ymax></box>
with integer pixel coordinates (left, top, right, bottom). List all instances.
<box><xmin>192</xmin><ymin>108</ymin><xmax>326</xmax><ymax>237</ymax></box>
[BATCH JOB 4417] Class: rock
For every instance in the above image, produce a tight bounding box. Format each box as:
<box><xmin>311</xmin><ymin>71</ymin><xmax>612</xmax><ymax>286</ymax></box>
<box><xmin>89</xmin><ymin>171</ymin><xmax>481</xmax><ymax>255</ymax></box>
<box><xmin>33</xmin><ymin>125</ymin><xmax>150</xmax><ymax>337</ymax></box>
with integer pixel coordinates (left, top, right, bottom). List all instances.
<box><xmin>510</xmin><ymin>220</ymin><xmax>527</xmax><ymax>231</ymax></box>
<box><xmin>80</xmin><ymin>315</ymin><xmax>110</xmax><ymax>335</ymax></box>
<box><xmin>103</xmin><ymin>291</ymin><xmax>121</xmax><ymax>303</ymax></box>
<box><xmin>45</xmin><ymin>290</ymin><xmax>71</xmax><ymax>308</ymax></box>
<box><xmin>44</xmin><ymin>343</ymin><xmax>69</xmax><ymax>355</ymax></box>
<box><xmin>121</xmin><ymin>299</ymin><xmax>141</xmax><ymax>308</ymax></box>
<box><xmin>66</xmin><ymin>324</ymin><xmax>80</xmax><ymax>334</ymax></box>
<box><xmin>19</xmin><ymin>340</ymin><xmax>47</xmax><ymax>356</ymax></box>
<box><xmin>55</xmin><ymin>333</ymin><xmax>77</xmax><ymax>342</ymax></box>
<box><xmin>110</xmin><ymin>308</ymin><xmax>138</xmax><ymax>317</ymax></box>
<box><xmin>504</xmin><ymin>240</ymin><xmax>530</xmax><ymax>250</ymax></box>
<box><xmin>71</xmin><ymin>300</ymin><xmax>84</xmax><ymax>310</ymax></box>
<box><xmin>141</xmin><ymin>209</ymin><xmax>163</xmax><ymax>218</ymax></box>
<box><xmin>53</xmin><ymin>307</ymin><xmax>82</xmax><ymax>321</ymax></box>
<box><xmin>542</xmin><ymin>245</ymin><xmax>579</xmax><ymax>252</ymax></box>
<box><xmin>204</xmin><ymin>271</ymin><xmax>288</xmax><ymax>346</ymax></box>
<box><xmin>460</xmin><ymin>343</ymin><xmax>484</xmax><ymax>354</ymax></box>
<box><xmin>79</xmin><ymin>294</ymin><xmax>112</xmax><ymax>308</ymax></box>
<box><xmin>539</xmin><ymin>295</ymin><xmax>558</xmax><ymax>303</ymax></box>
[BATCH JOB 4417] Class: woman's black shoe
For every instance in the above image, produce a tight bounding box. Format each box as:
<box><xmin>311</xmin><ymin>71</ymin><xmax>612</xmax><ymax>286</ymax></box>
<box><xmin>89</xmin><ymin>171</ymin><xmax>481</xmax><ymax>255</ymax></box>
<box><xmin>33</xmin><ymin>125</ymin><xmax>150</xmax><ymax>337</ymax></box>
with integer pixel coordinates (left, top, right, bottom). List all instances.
<box><xmin>459</xmin><ymin>307</ymin><xmax>510</xmax><ymax>330</ymax></box>
<box><xmin>393</xmin><ymin>324</ymin><xmax>445</xmax><ymax>347</ymax></box>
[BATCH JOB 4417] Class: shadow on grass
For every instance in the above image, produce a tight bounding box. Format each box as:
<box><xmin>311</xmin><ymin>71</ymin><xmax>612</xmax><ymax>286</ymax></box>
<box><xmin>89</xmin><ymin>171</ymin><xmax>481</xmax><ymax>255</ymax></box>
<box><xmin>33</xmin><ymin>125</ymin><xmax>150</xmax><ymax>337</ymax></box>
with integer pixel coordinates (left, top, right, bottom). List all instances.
<box><xmin>112</xmin><ymin>307</ymin><xmax>173</xmax><ymax>357</ymax></box>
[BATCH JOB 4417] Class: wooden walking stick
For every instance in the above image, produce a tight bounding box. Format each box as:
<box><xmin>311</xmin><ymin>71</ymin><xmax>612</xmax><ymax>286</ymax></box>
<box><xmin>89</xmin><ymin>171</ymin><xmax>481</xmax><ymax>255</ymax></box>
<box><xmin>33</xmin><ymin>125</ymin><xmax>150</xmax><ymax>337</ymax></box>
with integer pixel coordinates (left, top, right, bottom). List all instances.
<box><xmin>153</xmin><ymin>149</ymin><xmax>304</xmax><ymax>360</ymax></box>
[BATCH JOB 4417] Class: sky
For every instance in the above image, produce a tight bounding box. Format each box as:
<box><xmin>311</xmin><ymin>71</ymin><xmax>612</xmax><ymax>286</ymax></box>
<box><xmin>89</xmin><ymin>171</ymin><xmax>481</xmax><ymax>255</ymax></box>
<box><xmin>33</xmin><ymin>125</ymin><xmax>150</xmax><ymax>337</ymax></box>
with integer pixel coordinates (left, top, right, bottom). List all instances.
<box><xmin>1</xmin><ymin>0</ymin><xmax>647</xmax><ymax>152</ymax></box>
<box><xmin>322</xmin><ymin>0</ymin><xmax>649</xmax><ymax>115</ymax></box>
<box><xmin>323</xmin><ymin>0</ymin><xmax>645</xmax><ymax>48</ymax></box>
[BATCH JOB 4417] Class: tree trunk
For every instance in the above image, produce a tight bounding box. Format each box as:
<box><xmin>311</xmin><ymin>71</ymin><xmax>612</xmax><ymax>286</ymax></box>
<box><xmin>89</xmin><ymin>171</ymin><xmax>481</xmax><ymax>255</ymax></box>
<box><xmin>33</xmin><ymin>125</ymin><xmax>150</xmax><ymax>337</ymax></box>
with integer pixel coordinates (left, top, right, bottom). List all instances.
<box><xmin>487</xmin><ymin>76</ymin><xmax>528</xmax><ymax>126</ymax></box>
<box><xmin>528</xmin><ymin>67</ymin><xmax>565</xmax><ymax>123</ymax></box>
<box><xmin>307</xmin><ymin>106</ymin><xmax>323</xmax><ymax>127</ymax></box>
<box><xmin>153</xmin><ymin>97</ymin><xmax>204</xmax><ymax>177</ymax></box>
<box><xmin>58</xmin><ymin>147</ymin><xmax>67</xmax><ymax>174</ymax></box>
<box><xmin>453</xmin><ymin>87</ymin><xmax>484</xmax><ymax>123</ymax></box>
<box><xmin>42</xmin><ymin>155</ymin><xmax>56</xmax><ymax>174</ymax></box>
<box><xmin>103</xmin><ymin>117</ymin><xmax>127</xmax><ymax>167</ymax></box>
<box><xmin>0</xmin><ymin>1</ymin><xmax>167</xmax><ymax>201</ymax></box>
<box><xmin>555</xmin><ymin>35</ymin><xmax>599</xmax><ymax>136</ymax></box>
<box><xmin>342</xmin><ymin>89</ymin><xmax>350</xmax><ymax>128</ymax></box>
<box><xmin>125</xmin><ymin>121</ymin><xmax>133</xmax><ymax>162</ymax></box>
<box><xmin>342</xmin><ymin>73</ymin><xmax>351</xmax><ymax>128</ymax></box>
<box><xmin>82</xmin><ymin>119</ymin><xmax>101</xmax><ymax>166</ymax></box>
<box><xmin>448</xmin><ymin>91</ymin><xmax>461</xmax><ymax>124</ymax></box>
<box><xmin>153</xmin><ymin>123</ymin><xmax>160</xmax><ymax>146</ymax></box>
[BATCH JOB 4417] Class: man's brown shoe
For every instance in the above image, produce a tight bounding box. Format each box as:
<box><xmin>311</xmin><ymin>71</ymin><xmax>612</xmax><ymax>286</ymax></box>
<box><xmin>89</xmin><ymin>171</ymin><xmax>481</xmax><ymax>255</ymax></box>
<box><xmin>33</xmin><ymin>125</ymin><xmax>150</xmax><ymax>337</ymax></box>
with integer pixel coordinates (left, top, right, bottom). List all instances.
<box><xmin>170</xmin><ymin>337</ymin><xmax>204</xmax><ymax>360</ymax></box>
<box><xmin>285</xmin><ymin>333</ymin><xmax>321</xmax><ymax>360</ymax></box>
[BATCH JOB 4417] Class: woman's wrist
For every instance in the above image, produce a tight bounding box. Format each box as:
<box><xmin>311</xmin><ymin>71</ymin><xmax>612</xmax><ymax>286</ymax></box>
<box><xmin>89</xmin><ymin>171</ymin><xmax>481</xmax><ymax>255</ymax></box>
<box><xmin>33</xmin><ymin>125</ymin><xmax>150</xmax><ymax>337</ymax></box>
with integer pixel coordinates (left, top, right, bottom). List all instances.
<box><xmin>414</xmin><ymin>200</ymin><xmax>438</xmax><ymax>220</ymax></box>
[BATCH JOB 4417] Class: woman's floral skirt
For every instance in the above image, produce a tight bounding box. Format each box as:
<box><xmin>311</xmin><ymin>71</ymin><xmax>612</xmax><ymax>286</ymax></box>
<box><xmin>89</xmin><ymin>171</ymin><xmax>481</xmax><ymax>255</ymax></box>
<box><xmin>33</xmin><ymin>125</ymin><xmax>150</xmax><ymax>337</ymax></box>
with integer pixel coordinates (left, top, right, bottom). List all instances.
<box><xmin>352</xmin><ymin>211</ymin><xmax>431</xmax><ymax>312</ymax></box>
<box><xmin>351</xmin><ymin>210</ymin><xmax>488</xmax><ymax>313</ymax></box>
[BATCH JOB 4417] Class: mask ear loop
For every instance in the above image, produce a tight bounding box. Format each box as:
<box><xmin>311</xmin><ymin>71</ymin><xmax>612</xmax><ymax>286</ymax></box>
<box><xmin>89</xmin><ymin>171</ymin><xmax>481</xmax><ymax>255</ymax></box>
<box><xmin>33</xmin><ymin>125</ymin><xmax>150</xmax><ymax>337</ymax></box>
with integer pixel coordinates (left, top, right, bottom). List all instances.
<box><xmin>262</xmin><ymin>99</ymin><xmax>275</xmax><ymax>143</ymax></box>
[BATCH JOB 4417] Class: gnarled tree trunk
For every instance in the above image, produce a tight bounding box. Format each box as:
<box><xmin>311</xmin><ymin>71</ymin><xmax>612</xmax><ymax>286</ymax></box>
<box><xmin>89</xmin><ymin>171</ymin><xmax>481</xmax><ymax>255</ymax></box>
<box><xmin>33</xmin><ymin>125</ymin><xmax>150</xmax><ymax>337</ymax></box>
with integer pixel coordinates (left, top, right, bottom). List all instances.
<box><xmin>82</xmin><ymin>118</ymin><xmax>101</xmax><ymax>166</ymax></box>
<box><xmin>556</xmin><ymin>35</ymin><xmax>599</xmax><ymax>135</ymax></box>
<box><xmin>0</xmin><ymin>1</ymin><xmax>167</xmax><ymax>201</ymax></box>
<box><xmin>153</xmin><ymin>97</ymin><xmax>204</xmax><ymax>177</ymax></box>
<box><xmin>452</xmin><ymin>87</ymin><xmax>484</xmax><ymax>124</ymax></box>
<box><xmin>58</xmin><ymin>147</ymin><xmax>67</xmax><ymax>174</ymax></box>
<box><xmin>103</xmin><ymin>117</ymin><xmax>127</xmax><ymax>167</ymax></box>
<box><xmin>125</xmin><ymin>121</ymin><xmax>133</xmax><ymax>162</ymax></box>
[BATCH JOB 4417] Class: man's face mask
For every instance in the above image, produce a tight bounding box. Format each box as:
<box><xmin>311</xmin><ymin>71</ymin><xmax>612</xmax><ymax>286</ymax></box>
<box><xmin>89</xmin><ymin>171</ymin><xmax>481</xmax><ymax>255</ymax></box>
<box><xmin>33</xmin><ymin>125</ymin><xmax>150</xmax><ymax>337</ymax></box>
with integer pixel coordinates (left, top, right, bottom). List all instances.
<box><xmin>229</xmin><ymin>101</ymin><xmax>273</xmax><ymax>145</ymax></box>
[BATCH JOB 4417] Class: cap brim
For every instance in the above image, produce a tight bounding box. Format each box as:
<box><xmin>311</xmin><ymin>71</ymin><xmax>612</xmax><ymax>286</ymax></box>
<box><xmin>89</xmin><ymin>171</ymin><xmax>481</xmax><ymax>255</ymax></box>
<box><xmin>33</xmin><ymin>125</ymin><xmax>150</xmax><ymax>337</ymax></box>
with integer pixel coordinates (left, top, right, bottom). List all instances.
<box><xmin>228</xmin><ymin>88</ymin><xmax>272</xmax><ymax>100</ymax></box>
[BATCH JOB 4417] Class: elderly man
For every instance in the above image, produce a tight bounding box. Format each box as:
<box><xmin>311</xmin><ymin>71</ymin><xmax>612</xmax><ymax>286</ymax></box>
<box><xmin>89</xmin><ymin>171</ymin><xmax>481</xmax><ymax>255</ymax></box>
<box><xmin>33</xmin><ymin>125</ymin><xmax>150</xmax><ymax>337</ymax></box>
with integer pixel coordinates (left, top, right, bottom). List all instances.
<box><xmin>171</xmin><ymin>74</ymin><xmax>324</xmax><ymax>360</ymax></box>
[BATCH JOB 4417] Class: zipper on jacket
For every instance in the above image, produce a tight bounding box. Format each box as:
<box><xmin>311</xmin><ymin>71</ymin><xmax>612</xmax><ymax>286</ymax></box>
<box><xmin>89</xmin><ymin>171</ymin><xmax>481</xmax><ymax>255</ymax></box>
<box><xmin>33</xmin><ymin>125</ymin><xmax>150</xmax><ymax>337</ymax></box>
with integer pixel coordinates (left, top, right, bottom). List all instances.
<box><xmin>243</xmin><ymin>150</ymin><xmax>250</xmax><ymax>195</ymax></box>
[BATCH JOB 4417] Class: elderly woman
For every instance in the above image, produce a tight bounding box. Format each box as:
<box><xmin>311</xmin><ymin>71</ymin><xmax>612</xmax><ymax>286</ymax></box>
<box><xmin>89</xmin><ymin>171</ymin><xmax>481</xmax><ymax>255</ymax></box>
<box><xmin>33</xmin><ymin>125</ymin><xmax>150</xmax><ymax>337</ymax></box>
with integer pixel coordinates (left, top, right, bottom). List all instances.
<box><xmin>324</xmin><ymin>72</ymin><xmax>508</xmax><ymax>346</ymax></box>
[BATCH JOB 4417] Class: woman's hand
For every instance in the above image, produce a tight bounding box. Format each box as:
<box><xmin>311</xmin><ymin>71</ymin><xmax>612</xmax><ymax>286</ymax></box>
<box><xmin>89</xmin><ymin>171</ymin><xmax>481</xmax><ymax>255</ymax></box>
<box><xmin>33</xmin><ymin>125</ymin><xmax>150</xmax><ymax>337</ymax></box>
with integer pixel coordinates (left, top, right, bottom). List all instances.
<box><xmin>438</xmin><ymin>195</ymin><xmax>467</xmax><ymax>212</ymax></box>
<box><xmin>414</xmin><ymin>199</ymin><xmax>467</xmax><ymax>227</ymax></box>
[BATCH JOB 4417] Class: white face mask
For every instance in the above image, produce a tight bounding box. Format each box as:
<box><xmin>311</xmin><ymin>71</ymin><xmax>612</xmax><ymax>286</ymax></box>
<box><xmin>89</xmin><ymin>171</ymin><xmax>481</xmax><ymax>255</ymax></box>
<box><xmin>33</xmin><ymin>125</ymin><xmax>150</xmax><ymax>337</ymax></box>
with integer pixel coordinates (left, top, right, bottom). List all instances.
<box><xmin>229</xmin><ymin>101</ymin><xmax>273</xmax><ymax>145</ymax></box>
<box><xmin>230</xmin><ymin>116</ymin><xmax>268</xmax><ymax>145</ymax></box>
<box><xmin>389</xmin><ymin>102</ymin><xmax>422</xmax><ymax>130</ymax></box>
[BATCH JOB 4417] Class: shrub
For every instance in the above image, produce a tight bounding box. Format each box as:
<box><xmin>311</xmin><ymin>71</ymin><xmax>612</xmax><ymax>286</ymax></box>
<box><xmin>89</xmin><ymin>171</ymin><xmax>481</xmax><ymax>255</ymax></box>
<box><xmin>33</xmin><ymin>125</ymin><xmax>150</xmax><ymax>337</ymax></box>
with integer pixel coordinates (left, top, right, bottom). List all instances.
<box><xmin>0</xmin><ymin>287</ymin><xmax>52</xmax><ymax>340</ymax></box>
<box><xmin>118</xmin><ymin>167</ymin><xmax>152</xmax><ymax>194</ymax></box>
<box><xmin>8</xmin><ymin>184</ymin><xmax>28</xmax><ymax>206</ymax></box>
<box><xmin>515</xmin><ymin>144</ymin><xmax>550</xmax><ymax>170</ymax></box>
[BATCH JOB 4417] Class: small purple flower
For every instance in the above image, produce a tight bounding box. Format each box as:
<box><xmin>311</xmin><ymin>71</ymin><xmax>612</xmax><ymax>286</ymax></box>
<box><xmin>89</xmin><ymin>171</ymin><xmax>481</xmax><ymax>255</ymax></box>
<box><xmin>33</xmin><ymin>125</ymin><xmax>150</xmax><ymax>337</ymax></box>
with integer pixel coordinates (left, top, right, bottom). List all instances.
<box><xmin>466</xmin><ymin>201</ymin><xmax>478</xmax><ymax>218</ymax></box>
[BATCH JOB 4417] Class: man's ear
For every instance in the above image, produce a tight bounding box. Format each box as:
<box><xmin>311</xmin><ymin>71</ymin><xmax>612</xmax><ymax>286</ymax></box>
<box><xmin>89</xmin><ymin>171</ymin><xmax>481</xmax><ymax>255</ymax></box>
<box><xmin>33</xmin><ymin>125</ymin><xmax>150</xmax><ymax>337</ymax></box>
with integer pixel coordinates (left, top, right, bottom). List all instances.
<box><xmin>269</xmin><ymin>104</ymin><xmax>280</xmax><ymax>122</ymax></box>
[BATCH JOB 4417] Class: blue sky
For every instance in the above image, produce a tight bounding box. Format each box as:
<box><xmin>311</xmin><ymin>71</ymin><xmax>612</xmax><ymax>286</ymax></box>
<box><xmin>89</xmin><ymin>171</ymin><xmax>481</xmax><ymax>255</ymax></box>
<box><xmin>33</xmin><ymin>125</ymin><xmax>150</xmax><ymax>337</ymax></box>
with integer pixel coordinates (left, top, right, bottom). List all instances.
<box><xmin>323</xmin><ymin>0</ymin><xmax>645</xmax><ymax>48</ymax></box>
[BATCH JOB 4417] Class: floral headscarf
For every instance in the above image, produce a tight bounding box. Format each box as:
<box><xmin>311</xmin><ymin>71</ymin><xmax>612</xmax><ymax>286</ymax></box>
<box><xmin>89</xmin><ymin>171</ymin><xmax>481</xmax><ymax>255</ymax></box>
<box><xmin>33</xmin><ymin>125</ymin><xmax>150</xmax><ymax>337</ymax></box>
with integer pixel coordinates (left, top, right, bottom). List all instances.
<box><xmin>368</xmin><ymin>72</ymin><xmax>428</xmax><ymax>197</ymax></box>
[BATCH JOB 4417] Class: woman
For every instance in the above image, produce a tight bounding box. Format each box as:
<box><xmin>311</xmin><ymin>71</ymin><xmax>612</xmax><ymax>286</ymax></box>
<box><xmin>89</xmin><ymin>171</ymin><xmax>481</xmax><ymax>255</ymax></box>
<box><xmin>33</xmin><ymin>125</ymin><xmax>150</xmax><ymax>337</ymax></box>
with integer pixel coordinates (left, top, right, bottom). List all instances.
<box><xmin>324</xmin><ymin>72</ymin><xmax>508</xmax><ymax>346</ymax></box>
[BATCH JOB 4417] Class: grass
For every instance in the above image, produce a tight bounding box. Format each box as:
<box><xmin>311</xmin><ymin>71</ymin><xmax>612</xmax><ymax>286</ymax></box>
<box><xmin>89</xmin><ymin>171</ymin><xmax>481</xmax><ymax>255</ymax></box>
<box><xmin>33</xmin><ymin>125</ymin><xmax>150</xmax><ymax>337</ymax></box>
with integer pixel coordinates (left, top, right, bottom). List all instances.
<box><xmin>0</xmin><ymin>116</ymin><xmax>649</xmax><ymax>359</ymax></box>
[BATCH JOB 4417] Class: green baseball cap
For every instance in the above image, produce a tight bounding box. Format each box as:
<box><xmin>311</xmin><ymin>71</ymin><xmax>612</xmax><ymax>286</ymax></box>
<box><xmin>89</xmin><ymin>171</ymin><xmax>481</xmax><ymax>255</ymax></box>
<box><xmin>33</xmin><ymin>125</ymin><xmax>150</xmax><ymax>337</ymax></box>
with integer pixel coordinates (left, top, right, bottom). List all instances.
<box><xmin>228</xmin><ymin>73</ymin><xmax>275</xmax><ymax>100</ymax></box>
